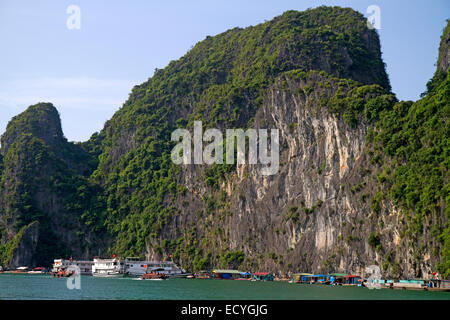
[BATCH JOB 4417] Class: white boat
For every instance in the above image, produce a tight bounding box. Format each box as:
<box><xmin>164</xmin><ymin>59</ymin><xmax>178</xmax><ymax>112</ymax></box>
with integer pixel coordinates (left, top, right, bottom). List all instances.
<box><xmin>92</xmin><ymin>258</ymin><xmax>126</xmax><ymax>277</ymax></box>
<box><xmin>124</xmin><ymin>257</ymin><xmax>188</xmax><ymax>278</ymax></box>
<box><xmin>52</xmin><ymin>259</ymin><xmax>93</xmax><ymax>275</ymax></box>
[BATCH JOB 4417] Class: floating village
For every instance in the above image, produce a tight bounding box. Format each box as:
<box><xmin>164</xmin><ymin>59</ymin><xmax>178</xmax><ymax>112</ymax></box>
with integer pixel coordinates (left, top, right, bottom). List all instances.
<box><xmin>1</xmin><ymin>257</ymin><xmax>449</xmax><ymax>292</ymax></box>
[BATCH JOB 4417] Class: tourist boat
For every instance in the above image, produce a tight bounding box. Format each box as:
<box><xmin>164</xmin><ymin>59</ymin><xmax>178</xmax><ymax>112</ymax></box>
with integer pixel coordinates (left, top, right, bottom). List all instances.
<box><xmin>141</xmin><ymin>268</ymin><xmax>168</xmax><ymax>280</ymax></box>
<box><xmin>92</xmin><ymin>258</ymin><xmax>126</xmax><ymax>277</ymax></box>
<box><xmin>52</xmin><ymin>259</ymin><xmax>93</xmax><ymax>275</ymax></box>
<box><xmin>124</xmin><ymin>257</ymin><xmax>188</xmax><ymax>278</ymax></box>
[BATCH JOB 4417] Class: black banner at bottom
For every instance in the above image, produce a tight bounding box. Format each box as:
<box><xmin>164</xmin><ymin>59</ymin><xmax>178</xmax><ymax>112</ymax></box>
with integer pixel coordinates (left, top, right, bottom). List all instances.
<box><xmin>1</xmin><ymin>300</ymin><xmax>449</xmax><ymax>318</ymax></box>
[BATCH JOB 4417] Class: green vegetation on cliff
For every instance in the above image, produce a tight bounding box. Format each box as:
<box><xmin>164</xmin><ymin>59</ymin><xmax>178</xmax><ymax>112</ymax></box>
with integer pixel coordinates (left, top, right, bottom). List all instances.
<box><xmin>0</xmin><ymin>103</ymin><xmax>104</xmax><ymax>266</ymax></box>
<box><xmin>366</xmin><ymin>20</ymin><xmax>450</xmax><ymax>277</ymax></box>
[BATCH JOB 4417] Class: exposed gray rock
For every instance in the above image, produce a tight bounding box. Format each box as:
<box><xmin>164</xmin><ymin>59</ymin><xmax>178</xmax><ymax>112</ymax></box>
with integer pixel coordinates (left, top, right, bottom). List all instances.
<box><xmin>9</xmin><ymin>221</ymin><xmax>39</xmax><ymax>268</ymax></box>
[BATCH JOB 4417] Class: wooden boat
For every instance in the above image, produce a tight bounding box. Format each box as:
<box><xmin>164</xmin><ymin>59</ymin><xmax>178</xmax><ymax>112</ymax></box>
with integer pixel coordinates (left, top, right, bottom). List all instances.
<box><xmin>52</xmin><ymin>269</ymin><xmax>74</xmax><ymax>278</ymax></box>
<box><xmin>141</xmin><ymin>272</ymin><xmax>168</xmax><ymax>280</ymax></box>
<box><xmin>141</xmin><ymin>266</ymin><xmax>169</xmax><ymax>280</ymax></box>
<box><xmin>193</xmin><ymin>271</ymin><xmax>213</xmax><ymax>279</ymax></box>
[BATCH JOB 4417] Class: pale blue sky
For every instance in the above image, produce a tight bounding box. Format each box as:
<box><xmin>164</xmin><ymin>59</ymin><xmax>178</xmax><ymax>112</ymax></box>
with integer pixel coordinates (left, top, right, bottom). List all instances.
<box><xmin>0</xmin><ymin>0</ymin><xmax>448</xmax><ymax>142</ymax></box>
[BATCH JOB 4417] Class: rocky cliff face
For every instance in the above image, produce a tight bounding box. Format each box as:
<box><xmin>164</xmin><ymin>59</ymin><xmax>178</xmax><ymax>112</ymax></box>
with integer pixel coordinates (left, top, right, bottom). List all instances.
<box><xmin>159</xmin><ymin>71</ymin><xmax>394</xmax><ymax>276</ymax></box>
<box><xmin>437</xmin><ymin>21</ymin><xmax>450</xmax><ymax>73</ymax></box>
<box><xmin>8</xmin><ymin>221</ymin><xmax>40</xmax><ymax>268</ymax></box>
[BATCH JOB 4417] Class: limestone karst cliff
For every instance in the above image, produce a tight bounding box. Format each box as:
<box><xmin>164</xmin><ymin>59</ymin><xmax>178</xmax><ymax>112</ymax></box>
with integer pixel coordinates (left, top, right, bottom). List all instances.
<box><xmin>0</xmin><ymin>7</ymin><xmax>448</xmax><ymax>279</ymax></box>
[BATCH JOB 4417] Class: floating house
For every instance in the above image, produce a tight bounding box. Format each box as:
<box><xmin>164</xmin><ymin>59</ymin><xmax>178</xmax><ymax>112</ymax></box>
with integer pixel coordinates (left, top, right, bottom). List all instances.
<box><xmin>426</xmin><ymin>279</ymin><xmax>450</xmax><ymax>292</ymax></box>
<box><xmin>366</xmin><ymin>278</ymin><xmax>394</xmax><ymax>288</ymax></box>
<box><xmin>329</xmin><ymin>273</ymin><xmax>347</xmax><ymax>285</ymax></box>
<box><xmin>310</xmin><ymin>274</ymin><xmax>331</xmax><ymax>284</ymax></box>
<box><xmin>291</xmin><ymin>273</ymin><xmax>313</xmax><ymax>284</ymax></box>
<box><xmin>392</xmin><ymin>279</ymin><xmax>437</xmax><ymax>290</ymax></box>
<box><xmin>343</xmin><ymin>275</ymin><xmax>362</xmax><ymax>286</ymax></box>
<box><xmin>253</xmin><ymin>272</ymin><xmax>274</xmax><ymax>281</ymax></box>
<box><xmin>212</xmin><ymin>269</ymin><xmax>243</xmax><ymax>280</ymax></box>
<box><xmin>375</xmin><ymin>279</ymin><xmax>450</xmax><ymax>292</ymax></box>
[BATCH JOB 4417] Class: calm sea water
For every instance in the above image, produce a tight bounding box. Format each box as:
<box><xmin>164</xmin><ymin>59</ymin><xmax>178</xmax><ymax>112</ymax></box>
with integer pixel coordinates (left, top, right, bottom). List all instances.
<box><xmin>0</xmin><ymin>274</ymin><xmax>449</xmax><ymax>300</ymax></box>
